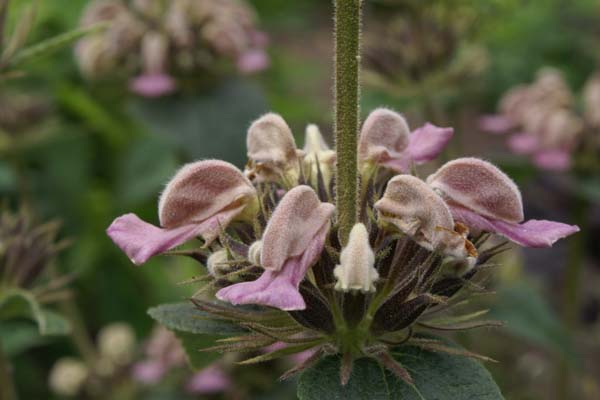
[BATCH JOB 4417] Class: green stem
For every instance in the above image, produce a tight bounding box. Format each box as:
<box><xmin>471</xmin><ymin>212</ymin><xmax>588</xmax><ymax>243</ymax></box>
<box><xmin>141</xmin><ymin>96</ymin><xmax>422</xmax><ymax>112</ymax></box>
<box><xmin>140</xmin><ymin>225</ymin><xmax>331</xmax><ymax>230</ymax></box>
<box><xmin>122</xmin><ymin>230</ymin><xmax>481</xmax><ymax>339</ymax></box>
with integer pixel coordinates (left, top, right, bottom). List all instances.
<box><xmin>0</xmin><ymin>0</ymin><xmax>8</xmax><ymax>48</ymax></box>
<box><xmin>0</xmin><ymin>344</ymin><xmax>17</xmax><ymax>400</ymax></box>
<box><xmin>59</xmin><ymin>299</ymin><xmax>98</xmax><ymax>367</ymax></box>
<box><xmin>557</xmin><ymin>197</ymin><xmax>587</xmax><ymax>400</ymax></box>
<box><xmin>334</xmin><ymin>0</ymin><xmax>362</xmax><ymax>245</ymax></box>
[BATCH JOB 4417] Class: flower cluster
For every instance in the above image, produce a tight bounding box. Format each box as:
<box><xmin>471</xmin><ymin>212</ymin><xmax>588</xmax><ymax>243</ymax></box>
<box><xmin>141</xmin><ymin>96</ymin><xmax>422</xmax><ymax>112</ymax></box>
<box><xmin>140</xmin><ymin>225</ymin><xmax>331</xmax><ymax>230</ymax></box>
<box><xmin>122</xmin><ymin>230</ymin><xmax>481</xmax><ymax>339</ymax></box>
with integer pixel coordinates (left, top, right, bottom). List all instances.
<box><xmin>480</xmin><ymin>67</ymin><xmax>600</xmax><ymax>171</ymax></box>
<box><xmin>0</xmin><ymin>208</ymin><xmax>69</xmax><ymax>299</ymax></box>
<box><xmin>49</xmin><ymin>323</ymin><xmax>136</xmax><ymax>397</ymax></box>
<box><xmin>76</xmin><ymin>0</ymin><xmax>269</xmax><ymax>97</ymax></box>
<box><xmin>107</xmin><ymin>108</ymin><xmax>578</xmax><ymax>382</ymax></box>
<box><xmin>363</xmin><ymin>1</ymin><xmax>487</xmax><ymax>96</ymax></box>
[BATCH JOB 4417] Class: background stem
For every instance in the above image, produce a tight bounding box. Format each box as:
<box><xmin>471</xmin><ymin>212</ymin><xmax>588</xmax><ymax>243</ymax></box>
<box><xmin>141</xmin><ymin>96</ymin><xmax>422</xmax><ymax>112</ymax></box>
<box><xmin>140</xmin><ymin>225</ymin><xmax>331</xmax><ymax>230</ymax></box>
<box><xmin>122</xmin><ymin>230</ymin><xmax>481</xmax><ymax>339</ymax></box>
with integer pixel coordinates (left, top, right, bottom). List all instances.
<box><xmin>0</xmin><ymin>344</ymin><xmax>18</xmax><ymax>400</ymax></box>
<box><xmin>334</xmin><ymin>0</ymin><xmax>362</xmax><ymax>245</ymax></box>
<box><xmin>557</xmin><ymin>197</ymin><xmax>587</xmax><ymax>400</ymax></box>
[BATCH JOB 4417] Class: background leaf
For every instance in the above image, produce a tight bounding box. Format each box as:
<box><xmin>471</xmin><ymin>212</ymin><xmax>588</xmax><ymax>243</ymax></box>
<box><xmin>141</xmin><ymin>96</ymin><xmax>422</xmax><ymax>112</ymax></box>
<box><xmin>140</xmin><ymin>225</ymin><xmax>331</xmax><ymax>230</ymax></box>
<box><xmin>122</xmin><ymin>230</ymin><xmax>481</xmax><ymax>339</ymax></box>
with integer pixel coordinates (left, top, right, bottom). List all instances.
<box><xmin>0</xmin><ymin>289</ymin><xmax>71</xmax><ymax>336</ymax></box>
<box><xmin>129</xmin><ymin>79</ymin><xmax>268</xmax><ymax>167</ymax></box>
<box><xmin>298</xmin><ymin>340</ymin><xmax>504</xmax><ymax>400</ymax></box>
<box><xmin>489</xmin><ymin>282</ymin><xmax>577</xmax><ymax>363</ymax></box>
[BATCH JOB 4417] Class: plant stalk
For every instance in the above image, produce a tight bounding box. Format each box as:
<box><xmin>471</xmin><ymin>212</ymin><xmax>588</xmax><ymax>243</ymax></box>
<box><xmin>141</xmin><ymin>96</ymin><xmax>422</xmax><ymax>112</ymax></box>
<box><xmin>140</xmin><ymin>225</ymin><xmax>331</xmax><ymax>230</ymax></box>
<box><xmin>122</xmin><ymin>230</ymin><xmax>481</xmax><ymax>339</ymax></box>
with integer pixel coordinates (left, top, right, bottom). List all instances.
<box><xmin>334</xmin><ymin>0</ymin><xmax>362</xmax><ymax>245</ymax></box>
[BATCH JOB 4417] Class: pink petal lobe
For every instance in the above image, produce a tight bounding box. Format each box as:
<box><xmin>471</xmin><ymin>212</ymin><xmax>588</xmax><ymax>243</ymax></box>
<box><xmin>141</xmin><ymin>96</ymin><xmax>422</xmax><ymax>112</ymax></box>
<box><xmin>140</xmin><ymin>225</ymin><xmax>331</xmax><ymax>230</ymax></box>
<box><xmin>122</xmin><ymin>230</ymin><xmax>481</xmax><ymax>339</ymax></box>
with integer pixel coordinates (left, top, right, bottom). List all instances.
<box><xmin>237</xmin><ymin>49</ymin><xmax>270</xmax><ymax>74</ymax></box>
<box><xmin>106</xmin><ymin>213</ymin><xmax>205</xmax><ymax>265</ymax></box>
<box><xmin>533</xmin><ymin>149</ymin><xmax>571</xmax><ymax>171</ymax></box>
<box><xmin>216</xmin><ymin>224</ymin><xmax>329</xmax><ymax>311</ymax></box>
<box><xmin>478</xmin><ymin>115</ymin><xmax>515</xmax><ymax>134</ymax></box>
<box><xmin>407</xmin><ymin>123</ymin><xmax>454</xmax><ymax>164</ymax></box>
<box><xmin>131</xmin><ymin>360</ymin><xmax>167</xmax><ymax>384</ymax></box>
<box><xmin>507</xmin><ymin>133</ymin><xmax>540</xmax><ymax>155</ymax></box>
<box><xmin>129</xmin><ymin>73</ymin><xmax>176</xmax><ymax>97</ymax></box>
<box><xmin>185</xmin><ymin>365</ymin><xmax>230</xmax><ymax>395</ymax></box>
<box><xmin>450</xmin><ymin>206</ymin><xmax>579</xmax><ymax>247</ymax></box>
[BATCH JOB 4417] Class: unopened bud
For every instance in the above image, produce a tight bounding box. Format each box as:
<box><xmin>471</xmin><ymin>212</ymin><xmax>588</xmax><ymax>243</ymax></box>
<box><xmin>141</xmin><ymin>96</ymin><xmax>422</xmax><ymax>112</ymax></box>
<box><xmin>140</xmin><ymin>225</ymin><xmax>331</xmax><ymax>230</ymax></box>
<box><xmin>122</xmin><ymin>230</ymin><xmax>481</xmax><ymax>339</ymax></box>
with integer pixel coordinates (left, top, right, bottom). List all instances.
<box><xmin>303</xmin><ymin>124</ymin><xmax>335</xmax><ymax>186</ymax></box>
<box><xmin>97</xmin><ymin>322</ymin><xmax>136</xmax><ymax>366</ymax></box>
<box><xmin>48</xmin><ymin>358</ymin><xmax>89</xmax><ymax>397</ymax></box>
<box><xmin>248</xmin><ymin>240</ymin><xmax>262</xmax><ymax>265</ymax></box>
<box><xmin>334</xmin><ymin>223</ymin><xmax>379</xmax><ymax>293</ymax></box>
<box><xmin>583</xmin><ymin>72</ymin><xmax>600</xmax><ymax>128</ymax></box>
<box><xmin>206</xmin><ymin>249</ymin><xmax>230</xmax><ymax>277</ymax></box>
<box><xmin>358</xmin><ymin>108</ymin><xmax>410</xmax><ymax>169</ymax></box>
<box><xmin>245</xmin><ymin>113</ymin><xmax>300</xmax><ymax>182</ymax></box>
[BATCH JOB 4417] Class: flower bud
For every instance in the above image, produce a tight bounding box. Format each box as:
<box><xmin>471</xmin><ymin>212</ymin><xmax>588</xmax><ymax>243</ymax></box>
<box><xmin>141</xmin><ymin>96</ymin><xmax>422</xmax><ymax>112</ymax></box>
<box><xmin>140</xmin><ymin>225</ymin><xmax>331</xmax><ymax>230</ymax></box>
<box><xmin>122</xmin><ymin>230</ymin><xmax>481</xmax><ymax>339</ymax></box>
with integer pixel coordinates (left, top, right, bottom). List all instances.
<box><xmin>97</xmin><ymin>323</ymin><xmax>136</xmax><ymax>366</ymax></box>
<box><xmin>248</xmin><ymin>240</ymin><xmax>262</xmax><ymax>265</ymax></box>
<box><xmin>334</xmin><ymin>223</ymin><xmax>379</xmax><ymax>293</ymax></box>
<box><xmin>206</xmin><ymin>249</ymin><xmax>230</xmax><ymax>277</ymax></box>
<box><xmin>303</xmin><ymin>124</ymin><xmax>335</xmax><ymax>186</ymax></box>
<box><xmin>245</xmin><ymin>113</ymin><xmax>300</xmax><ymax>182</ymax></box>
<box><xmin>375</xmin><ymin>175</ymin><xmax>472</xmax><ymax>259</ymax></box>
<box><xmin>48</xmin><ymin>358</ymin><xmax>89</xmax><ymax>397</ymax></box>
<box><xmin>358</xmin><ymin>108</ymin><xmax>409</xmax><ymax>169</ymax></box>
<box><xmin>583</xmin><ymin>72</ymin><xmax>600</xmax><ymax>128</ymax></box>
<box><xmin>426</xmin><ymin>158</ymin><xmax>524</xmax><ymax>223</ymax></box>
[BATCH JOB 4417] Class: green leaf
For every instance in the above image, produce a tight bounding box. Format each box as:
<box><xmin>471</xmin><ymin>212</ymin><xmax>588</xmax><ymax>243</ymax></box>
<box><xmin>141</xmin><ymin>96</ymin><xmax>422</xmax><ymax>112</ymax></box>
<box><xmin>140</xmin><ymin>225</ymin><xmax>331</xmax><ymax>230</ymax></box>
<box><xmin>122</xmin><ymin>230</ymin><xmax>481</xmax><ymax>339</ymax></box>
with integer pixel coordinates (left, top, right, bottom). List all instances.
<box><xmin>147</xmin><ymin>302</ymin><xmax>246</xmax><ymax>335</ymax></box>
<box><xmin>116</xmin><ymin>135</ymin><xmax>178</xmax><ymax>206</ymax></box>
<box><xmin>489</xmin><ymin>282</ymin><xmax>576</xmax><ymax>363</ymax></box>
<box><xmin>148</xmin><ymin>302</ymin><xmax>246</xmax><ymax>371</ymax></box>
<box><xmin>0</xmin><ymin>322</ymin><xmax>49</xmax><ymax>357</ymax></box>
<box><xmin>0</xmin><ymin>289</ymin><xmax>71</xmax><ymax>336</ymax></box>
<box><xmin>8</xmin><ymin>23</ymin><xmax>106</xmax><ymax>67</ymax></box>
<box><xmin>298</xmin><ymin>340</ymin><xmax>504</xmax><ymax>400</ymax></box>
<box><xmin>173</xmin><ymin>331</ymin><xmax>222</xmax><ymax>371</ymax></box>
<box><xmin>129</xmin><ymin>79</ymin><xmax>268</xmax><ymax>167</ymax></box>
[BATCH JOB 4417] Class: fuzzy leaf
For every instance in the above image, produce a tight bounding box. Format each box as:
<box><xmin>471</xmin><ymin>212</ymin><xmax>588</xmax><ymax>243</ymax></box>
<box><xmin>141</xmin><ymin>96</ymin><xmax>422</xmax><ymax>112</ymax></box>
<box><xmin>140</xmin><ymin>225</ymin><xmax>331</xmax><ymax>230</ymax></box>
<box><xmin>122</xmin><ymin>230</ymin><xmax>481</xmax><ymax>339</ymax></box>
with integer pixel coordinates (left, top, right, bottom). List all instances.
<box><xmin>0</xmin><ymin>289</ymin><xmax>71</xmax><ymax>336</ymax></box>
<box><xmin>147</xmin><ymin>302</ymin><xmax>246</xmax><ymax>335</ymax></box>
<box><xmin>173</xmin><ymin>331</ymin><xmax>223</xmax><ymax>371</ymax></box>
<box><xmin>148</xmin><ymin>302</ymin><xmax>247</xmax><ymax>371</ymax></box>
<box><xmin>298</xmin><ymin>338</ymin><xmax>503</xmax><ymax>400</ymax></box>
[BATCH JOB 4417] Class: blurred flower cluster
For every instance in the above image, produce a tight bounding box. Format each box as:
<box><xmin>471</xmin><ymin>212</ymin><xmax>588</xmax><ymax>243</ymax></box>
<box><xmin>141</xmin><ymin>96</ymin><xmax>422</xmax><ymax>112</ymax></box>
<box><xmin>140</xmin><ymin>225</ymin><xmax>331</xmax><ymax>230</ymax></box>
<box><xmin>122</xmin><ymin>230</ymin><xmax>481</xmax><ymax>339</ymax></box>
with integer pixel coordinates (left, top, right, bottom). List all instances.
<box><xmin>76</xmin><ymin>0</ymin><xmax>269</xmax><ymax>97</ymax></box>
<box><xmin>363</xmin><ymin>0</ymin><xmax>488</xmax><ymax>104</ymax></box>
<box><xmin>107</xmin><ymin>107</ymin><xmax>578</xmax><ymax>383</ymax></box>
<box><xmin>0</xmin><ymin>208</ymin><xmax>69</xmax><ymax>303</ymax></box>
<box><xmin>49</xmin><ymin>322</ymin><xmax>136</xmax><ymax>397</ymax></box>
<box><xmin>481</xmin><ymin>67</ymin><xmax>600</xmax><ymax>172</ymax></box>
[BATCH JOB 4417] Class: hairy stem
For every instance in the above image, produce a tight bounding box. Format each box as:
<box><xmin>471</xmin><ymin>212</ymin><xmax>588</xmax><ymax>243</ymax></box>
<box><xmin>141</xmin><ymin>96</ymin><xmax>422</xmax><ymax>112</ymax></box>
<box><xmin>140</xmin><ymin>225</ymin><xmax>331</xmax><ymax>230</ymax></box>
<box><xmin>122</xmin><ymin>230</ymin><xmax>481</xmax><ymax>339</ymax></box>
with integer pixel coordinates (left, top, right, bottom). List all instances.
<box><xmin>334</xmin><ymin>0</ymin><xmax>362</xmax><ymax>245</ymax></box>
<box><xmin>0</xmin><ymin>344</ymin><xmax>17</xmax><ymax>400</ymax></box>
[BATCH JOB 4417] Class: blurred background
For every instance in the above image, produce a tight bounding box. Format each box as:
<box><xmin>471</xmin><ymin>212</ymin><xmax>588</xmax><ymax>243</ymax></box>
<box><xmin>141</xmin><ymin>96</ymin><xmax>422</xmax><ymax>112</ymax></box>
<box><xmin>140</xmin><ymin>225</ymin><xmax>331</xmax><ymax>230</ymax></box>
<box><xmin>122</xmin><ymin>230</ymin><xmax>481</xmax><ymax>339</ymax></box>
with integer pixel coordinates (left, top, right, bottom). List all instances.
<box><xmin>1</xmin><ymin>0</ymin><xmax>600</xmax><ymax>399</ymax></box>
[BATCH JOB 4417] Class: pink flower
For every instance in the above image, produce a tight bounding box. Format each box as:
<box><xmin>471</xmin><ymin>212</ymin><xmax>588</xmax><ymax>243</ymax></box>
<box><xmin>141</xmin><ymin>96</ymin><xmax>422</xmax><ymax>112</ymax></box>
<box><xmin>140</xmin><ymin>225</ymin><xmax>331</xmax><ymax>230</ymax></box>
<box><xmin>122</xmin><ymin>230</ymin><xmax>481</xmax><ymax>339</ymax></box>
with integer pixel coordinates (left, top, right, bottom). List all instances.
<box><xmin>479</xmin><ymin>69</ymin><xmax>583</xmax><ymax>171</ymax></box>
<box><xmin>358</xmin><ymin>108</ymin><xmax>453</xmax><ymax>173</ymax></box>
<box><xmin>237</xmin><ymin>48</ymin><xmax>270</xmax><ymax>74</ymax></box>
<box><xmin>107</xmin><ymin>160</ymin><xmax>257</xmax><ymax>265</ymax></box>
<box><xmin>427</xmin><ymin>158</ymin><xmax>579</xmax><ymax>247</ymax></box>
<box><xmin>130</xmin><ymin>32</ymin><xmax>176</xmax><ymax>97</ymax></box>
<box><xmin>129</xmin><ymin>73</ymin><xmax>176</xmax><ymax>97</ymax></box>
<box><xmin>478</xmin><ymin>115</ymin><xmax>515</xmax><ymax>134</ymax></box>
<box><xmin>131</xmin><ymin>360</ymin><xmax>167</xmax><ymax>384</ymax></box>
<box><xmin>375</xmin><ymin>175</ymin><xmax>474</xmax><ymax>260</ymax></box>
<box><xmin>185</xmin><ymin>365</ymin><xmax>231</xmax><ymax>395</ymax></box>
<box><xmin>131</xmin><ymin>326</ymin><xmax>186</xmax><ymax>385</ymax></box>
<box><xmin>216</xmin><ymin>185</ymin><xmax>334</xmax><ymax>311</ymax></box>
